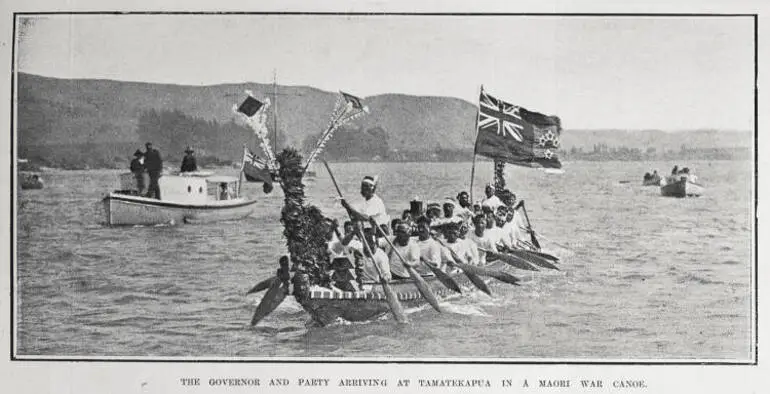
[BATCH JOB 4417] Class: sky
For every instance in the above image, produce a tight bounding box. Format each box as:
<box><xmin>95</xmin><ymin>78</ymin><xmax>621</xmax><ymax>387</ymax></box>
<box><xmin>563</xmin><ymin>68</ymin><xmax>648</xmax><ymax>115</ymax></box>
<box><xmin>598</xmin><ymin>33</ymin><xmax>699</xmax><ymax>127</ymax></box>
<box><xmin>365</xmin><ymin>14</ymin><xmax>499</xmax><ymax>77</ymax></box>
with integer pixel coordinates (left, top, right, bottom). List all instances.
<box><xmin>16</xmin><ymin>14</ymin><xmax>755</xmax><ymax>130</ymax></box>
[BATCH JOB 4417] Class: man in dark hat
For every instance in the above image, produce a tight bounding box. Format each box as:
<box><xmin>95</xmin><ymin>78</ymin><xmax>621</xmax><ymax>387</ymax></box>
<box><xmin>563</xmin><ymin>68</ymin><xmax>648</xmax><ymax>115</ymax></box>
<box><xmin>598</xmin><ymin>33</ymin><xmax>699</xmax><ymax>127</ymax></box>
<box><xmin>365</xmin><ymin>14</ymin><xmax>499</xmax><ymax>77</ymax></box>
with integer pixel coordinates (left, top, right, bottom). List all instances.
<box><xmin>180</xmin><ymin>146</ymin><xmax>198</xmax><ymax>173</ymax></box>
<box><xmin>129</xmin><ymin>149</ymin><xmax>145</xmax><ymax>195</ymax></box>
<box><xmin>143</xmin><ymin>142</ymin><xmax>163</xmax><ymax>199</ymax></box>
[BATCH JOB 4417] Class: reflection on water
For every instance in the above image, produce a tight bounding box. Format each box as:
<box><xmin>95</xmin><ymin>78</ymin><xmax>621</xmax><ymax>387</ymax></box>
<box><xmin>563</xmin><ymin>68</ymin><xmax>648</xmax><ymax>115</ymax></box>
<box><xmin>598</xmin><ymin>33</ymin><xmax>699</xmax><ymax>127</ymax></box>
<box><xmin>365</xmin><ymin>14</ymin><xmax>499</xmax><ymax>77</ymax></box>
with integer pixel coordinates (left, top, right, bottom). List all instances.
<box><xmin>15</xmin><ymin>160</ymin><xmax>753</xmax><ymax>359</ymax></box>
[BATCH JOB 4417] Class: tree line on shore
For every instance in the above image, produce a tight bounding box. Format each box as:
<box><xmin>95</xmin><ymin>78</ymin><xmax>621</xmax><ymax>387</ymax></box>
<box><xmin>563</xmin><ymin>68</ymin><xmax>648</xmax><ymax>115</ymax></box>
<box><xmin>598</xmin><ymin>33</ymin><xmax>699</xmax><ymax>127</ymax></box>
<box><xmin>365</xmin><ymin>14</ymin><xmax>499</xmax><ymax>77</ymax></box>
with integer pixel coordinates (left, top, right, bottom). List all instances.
<box><xmin>17</xmin><ymin>109</ymin><xmax>752</xmax><ymax>170</ymax></box>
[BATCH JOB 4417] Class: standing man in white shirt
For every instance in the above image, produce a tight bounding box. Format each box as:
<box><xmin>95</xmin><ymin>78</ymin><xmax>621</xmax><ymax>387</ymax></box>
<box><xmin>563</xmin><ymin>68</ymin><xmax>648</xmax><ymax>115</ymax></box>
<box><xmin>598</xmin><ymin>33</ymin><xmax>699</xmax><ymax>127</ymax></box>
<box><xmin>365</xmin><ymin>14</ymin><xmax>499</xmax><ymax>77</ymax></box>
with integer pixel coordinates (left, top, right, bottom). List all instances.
<box><xmin>481</xmin><ymin>183</ymin><xmax>503</xmax><ymax>211</ymax></box>
<box><xmin>341</xmin><ymin>175</ymin><xmax>390</xmax><ymax>233</ymax></box>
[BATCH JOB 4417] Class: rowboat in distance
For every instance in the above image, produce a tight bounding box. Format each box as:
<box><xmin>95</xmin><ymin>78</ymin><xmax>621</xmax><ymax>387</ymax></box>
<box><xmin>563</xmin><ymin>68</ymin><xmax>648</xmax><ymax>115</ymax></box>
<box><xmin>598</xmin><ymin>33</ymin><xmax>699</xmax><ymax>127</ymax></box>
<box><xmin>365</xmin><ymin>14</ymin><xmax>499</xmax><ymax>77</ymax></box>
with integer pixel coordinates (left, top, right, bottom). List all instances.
<box><xmin>102</xmin><ymin>171</ymin><xmax>258</xmax><ymax>225</ymax></box>
<box><xmin>19</xmin><ymin>172</ymin><xmax>44</xmax><ymax>190</ymax></box>
<box><xmin>660</xmin><ymin>176</ymin><xmax>704</xmax><ymax>197</ymax></box>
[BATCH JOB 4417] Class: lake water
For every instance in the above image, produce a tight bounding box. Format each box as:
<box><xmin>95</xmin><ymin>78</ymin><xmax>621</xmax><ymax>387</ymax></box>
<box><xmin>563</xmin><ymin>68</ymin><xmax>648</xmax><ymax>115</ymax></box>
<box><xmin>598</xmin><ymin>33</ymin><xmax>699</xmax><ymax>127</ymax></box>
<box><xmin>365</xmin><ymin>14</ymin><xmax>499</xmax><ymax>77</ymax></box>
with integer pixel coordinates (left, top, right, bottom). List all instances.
<box><xmin>14</xmin><ymin>160</ymin><xmax>754</xmax><ymax>360</ymax></box>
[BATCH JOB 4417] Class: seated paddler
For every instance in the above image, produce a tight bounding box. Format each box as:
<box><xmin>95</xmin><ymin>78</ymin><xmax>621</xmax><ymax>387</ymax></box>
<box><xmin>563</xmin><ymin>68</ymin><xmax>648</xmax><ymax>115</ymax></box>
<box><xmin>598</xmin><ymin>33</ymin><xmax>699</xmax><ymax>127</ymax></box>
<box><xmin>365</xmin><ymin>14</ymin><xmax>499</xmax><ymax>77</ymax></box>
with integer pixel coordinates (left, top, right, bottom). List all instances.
<box><xmin>377</xmin><ymin>220</ymin><xmax>422</xmax><ymax>278</ymax></box>
<box><xmin>354</xmin><ymin>227</ymin><xmax>391</xmax><ymax>282</ymax></box>
<box><xmin>340</xmin><ymin>175</ymin><xmax>390</xmax><ymax>234</ymax></box>
<box><xmin>440</xmin><ymin>222</ymin><xmax>478</xmax><ymax>270</ymax></box>
<box><xmin>413</xmin><ymin>215</ymin><xmax>444</xmax><ymax>272</ymax></box>
<box><xmin>466</xmin><ymin>214</ymin><xmax>499</xmax><ymax>265</ymax></box>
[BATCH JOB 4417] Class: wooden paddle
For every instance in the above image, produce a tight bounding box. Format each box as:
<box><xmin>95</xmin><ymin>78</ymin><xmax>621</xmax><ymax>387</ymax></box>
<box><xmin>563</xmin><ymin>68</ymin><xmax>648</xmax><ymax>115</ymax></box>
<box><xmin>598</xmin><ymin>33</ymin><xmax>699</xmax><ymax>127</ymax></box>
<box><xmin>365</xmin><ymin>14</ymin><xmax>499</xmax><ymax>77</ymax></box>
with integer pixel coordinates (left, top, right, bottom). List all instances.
<box><xmin>322</xmin><ymin>159</ymin><xmax>408</xmax><ymax>324</ymax></box>
<box><xmin>421</xmin><ymin>258</ymin><xmax>462</xmax><ymax>294</ymax></box>
<box><xmin>374</xmin><ymin>224</ymin><xmax>443</xmax><ymax>313</ymax></box>
<box><xmin>491</xmin><ymin>248</ymin><xmax>559</xmax><ymax>271</ymax></box>
<box><xmin>519</xmin><ymin>202</ymin><xmax>542</xmax><ymax>250</ymax></box>
<box><xmin>246</xmin><ymin>277</ymin><xmax>276</xmax><ymax>295</ymax></box>
<box><xmin>433</xmin><ymin>237</ymin><xmax>499</xmax><ymax>293</ymax></box>
<box><xmin>250</xmin><ymin>277</ymin><xmax>287</xmax><ymax>326</ymax></box>
<box><xmin>483</xmin><ymin>249</ymin><xmax>539</xmax><ymax>271</ymax></box>
<box><xmin>506</xmin><ymin>249</ymin><xmax>560</xmax><ymax>270</ymax></box>
<box><xmin>517</xmin><ymin>247</ymin><xmax>560</xmax><ymax>263</ymax></box>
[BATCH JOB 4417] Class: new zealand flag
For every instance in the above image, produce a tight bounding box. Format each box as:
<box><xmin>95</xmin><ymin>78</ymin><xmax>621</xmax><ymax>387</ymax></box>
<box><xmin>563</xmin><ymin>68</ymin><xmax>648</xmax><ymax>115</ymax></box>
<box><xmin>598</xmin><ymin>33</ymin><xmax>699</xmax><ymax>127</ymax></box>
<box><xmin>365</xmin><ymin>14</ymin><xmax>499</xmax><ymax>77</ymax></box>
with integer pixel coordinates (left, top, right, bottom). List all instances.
<box><xmin>475</xmin><ymin>88</ymin><xmax>563</xmax><ymax>169</ymax></box>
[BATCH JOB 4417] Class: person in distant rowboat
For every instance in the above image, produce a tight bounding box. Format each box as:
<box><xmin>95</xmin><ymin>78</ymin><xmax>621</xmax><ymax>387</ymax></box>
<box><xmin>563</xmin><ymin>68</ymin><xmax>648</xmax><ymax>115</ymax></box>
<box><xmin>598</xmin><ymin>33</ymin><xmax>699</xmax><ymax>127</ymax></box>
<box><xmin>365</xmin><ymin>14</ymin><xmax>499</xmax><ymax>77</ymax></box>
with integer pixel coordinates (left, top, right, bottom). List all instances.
<box><xmin>414</xmin><ymin>216</ymin><xmax>444</xmax><ymax>271</ymax></box>
<box><xmin>341</xmin><ymin>175</ymin><xmax>389</xmax><ymax>233</ymax></box>
<box><xmin>144</xmin><ymin>142</ymin><xmax>163</xmax><ymax>199</ymax></box>
<box><xmin>180</xmin><ymin>146</ymin><xmax>198</xmax><ymax>173</ymax></box>
<box><xmin>129</xmin><ymin>149</ymin><xmax>145</xmax><ymax>195</ymax></box>
<box><xmin>671</xmin><ymin>165</ymin><xmax>679</xmax><ymax>175</ymax></box>
<box><xmin>481</xmin><ymin>183</ymin><xmax>503</xmax><ymax>211</ymax></box>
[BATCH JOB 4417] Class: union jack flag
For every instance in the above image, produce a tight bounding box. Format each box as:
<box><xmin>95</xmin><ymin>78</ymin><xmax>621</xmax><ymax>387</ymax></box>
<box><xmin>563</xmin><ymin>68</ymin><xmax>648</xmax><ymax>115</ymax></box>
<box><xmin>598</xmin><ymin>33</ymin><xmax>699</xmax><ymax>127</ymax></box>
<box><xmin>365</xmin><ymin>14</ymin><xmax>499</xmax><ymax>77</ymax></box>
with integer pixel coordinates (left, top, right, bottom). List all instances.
<box><xmin>478</xmin><ymin>89</ymin><xmax>524</xmax><ymax>142</ymax></box>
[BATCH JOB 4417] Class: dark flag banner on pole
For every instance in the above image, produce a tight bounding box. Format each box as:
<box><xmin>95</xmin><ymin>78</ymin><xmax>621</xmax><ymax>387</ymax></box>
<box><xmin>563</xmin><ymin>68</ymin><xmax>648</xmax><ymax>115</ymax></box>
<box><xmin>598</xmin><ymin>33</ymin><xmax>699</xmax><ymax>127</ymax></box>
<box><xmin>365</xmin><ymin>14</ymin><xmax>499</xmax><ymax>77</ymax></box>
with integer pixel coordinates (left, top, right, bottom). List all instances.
<box><xmin>237</xmin><ymin>95</ymin><xmax>264</xmax><ymax>117</ymax></box>
<box><xmin>474</xmin><ymin>87</ymin><xmax>563</xmax><ymax>169</ymax></box>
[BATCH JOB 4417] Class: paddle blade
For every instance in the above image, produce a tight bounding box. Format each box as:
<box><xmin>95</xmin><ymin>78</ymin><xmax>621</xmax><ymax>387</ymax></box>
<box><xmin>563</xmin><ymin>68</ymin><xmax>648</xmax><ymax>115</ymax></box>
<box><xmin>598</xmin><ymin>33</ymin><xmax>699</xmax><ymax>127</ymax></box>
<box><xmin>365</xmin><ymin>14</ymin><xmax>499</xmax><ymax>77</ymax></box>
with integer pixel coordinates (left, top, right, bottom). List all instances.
<box><xmin>521</xmin><ymin>248</ymin><xmax>560</xmax><ymax>263</ymax></box>
<box><xmin>529</xmin><ymin>230</ymin><xmax>542</xmax><ymax>250</ymax></box>
<box><xmin>458</xmin><ymin>262</ymin><xmax>520</xmax><ymax>286</ymax></box>
<box><xmin>379</xmin><ymin>278</ymin><xmax>409</xmax><ymax>324</ymax></box>
<box><xmin>464</xmin><ymin>270</ymin><xmax>492</xmax><ymax>296</ymax></box>
<box><xmin>406</xmin><ymin>265</ymin><xmax>443</xmax><ymax>313</ymax></box>
<box><xmin>509</xmin><ymin>250</ymin><xmax>559</xmax><ymax>270</ymax></box>
<box><xmin>250</xmin><ymin>279</ymin><xmax>287</xmax><ymax>326</ymax></box>
<box><xmin>487</xmin><ymin>250</ymin><xmax>538</xmax><ymax>271</ymax></box>
<box><xmin>246</xmin><ymin>277</ymin><xmax>276</xmax><ymax>295</ymax></box>
<box><xmin>425</xmin><ymin>263</ymin><xmax>462</xmax><ymax>294</ymax></box>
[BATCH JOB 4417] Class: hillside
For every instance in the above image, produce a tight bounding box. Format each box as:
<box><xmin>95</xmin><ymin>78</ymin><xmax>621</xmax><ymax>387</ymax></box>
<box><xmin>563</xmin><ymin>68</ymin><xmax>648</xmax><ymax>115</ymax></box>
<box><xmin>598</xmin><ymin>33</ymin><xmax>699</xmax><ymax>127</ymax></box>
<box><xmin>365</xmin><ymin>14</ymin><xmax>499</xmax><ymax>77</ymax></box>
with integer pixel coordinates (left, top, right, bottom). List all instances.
<box><xmin>16</xmin><ymin>72</ymin><xmax>752</xmax><ymax>168</ymax></box>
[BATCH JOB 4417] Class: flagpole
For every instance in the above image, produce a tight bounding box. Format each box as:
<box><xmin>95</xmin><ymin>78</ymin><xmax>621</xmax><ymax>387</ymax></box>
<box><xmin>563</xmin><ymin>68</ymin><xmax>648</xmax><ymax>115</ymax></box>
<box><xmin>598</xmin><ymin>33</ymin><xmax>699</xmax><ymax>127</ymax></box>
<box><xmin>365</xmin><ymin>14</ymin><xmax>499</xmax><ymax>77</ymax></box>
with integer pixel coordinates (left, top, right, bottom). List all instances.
<box><xmin>238</xmin><ymin>144</ymin><xmax>247</xmax><ymax>196</ymax></box>
<box><xmin>469</xmin><ymin>85</ymin><xmax>483</xmax><ymax>204</ymax></box>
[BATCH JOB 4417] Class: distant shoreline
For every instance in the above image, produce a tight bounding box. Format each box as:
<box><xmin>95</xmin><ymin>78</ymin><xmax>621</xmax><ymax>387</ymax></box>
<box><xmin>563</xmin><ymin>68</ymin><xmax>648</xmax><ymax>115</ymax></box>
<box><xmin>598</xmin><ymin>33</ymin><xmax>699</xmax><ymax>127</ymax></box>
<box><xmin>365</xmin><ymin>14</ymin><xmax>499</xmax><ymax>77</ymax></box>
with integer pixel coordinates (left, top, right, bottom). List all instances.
<box><xmin>18</xmin><ymin>156</ymin><xmax>753</xmax><ymax>172</ymax></box>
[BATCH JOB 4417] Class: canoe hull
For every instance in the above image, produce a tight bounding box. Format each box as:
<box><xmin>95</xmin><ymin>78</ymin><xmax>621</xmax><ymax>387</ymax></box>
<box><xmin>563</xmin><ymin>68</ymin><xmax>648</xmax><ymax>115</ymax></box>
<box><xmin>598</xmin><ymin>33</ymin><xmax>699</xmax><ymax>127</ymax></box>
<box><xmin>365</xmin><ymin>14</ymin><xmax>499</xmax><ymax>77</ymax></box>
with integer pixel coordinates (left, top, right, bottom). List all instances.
<box><xmin>660</xmin><ymin>178</ymin><xmax>704</xmax><ymax>197</ymax></box>
<box><xmin>295</xmin><ymin>261</ymin><xmax>507</xmax><ymax>326</ymax></box>
<box><xmin>102</xmin><ymin>193</ymin><xmax>258</xmax><ymax>226</ymax></box>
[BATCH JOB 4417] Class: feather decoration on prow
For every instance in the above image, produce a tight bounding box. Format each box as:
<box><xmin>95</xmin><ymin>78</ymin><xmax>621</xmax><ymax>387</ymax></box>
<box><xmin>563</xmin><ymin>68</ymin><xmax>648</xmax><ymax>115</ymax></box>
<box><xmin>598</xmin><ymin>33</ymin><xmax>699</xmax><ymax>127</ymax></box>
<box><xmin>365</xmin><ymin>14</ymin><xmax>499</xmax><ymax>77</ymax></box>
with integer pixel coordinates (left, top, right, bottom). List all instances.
<box><xmin>302</xmin><ymin>91</ymin><xmax>369</xmax><ymax>172</ymax></box>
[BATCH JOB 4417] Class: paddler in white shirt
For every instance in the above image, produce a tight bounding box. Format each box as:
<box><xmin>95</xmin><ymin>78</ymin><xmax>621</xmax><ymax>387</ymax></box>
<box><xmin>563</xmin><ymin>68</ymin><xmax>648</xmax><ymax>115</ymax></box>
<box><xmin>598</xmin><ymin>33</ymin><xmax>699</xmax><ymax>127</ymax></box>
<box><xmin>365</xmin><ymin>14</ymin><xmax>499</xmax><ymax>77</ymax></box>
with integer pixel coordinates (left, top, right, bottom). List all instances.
<box><xmin>378</xmin><ymin>221</ymin><xmax>422</xmax><ymax>279</ymax></box>
<box><xmin>454</xmin><ymin>191</ymin><xmax>474</xmax><ymax>224</ymax></box>
<box><xmin>355</xmin><ymin>227</ymin><xmax>391</xmax><ymax>282</ymax></box>
<box><xmin>440</xmin><ymin>222</ymin><xmax>478</xmax><ymax>269</ymax></box>
<box><xmin>466</xmin><ymin>214</ymin><xmax>500</xmax><ymax>265</ymax></box>
<box><xmin>413</xmin><ymin>216</ymin><xmax>444</xmax><ymax>272</ymax></box>
<box><xmin>328</xmin><ymin>220</ymin><xmax>363</xmax><ymax>260</ymax></box>
<box><xmin>340</xmin><ymin>175</ymin><xmax>390</xmax><ymax>234</ymax></box>
<box><xmin>491</xmin><ymin>205</ymin><xmax>515</xmax><ymax>250</ymax></box>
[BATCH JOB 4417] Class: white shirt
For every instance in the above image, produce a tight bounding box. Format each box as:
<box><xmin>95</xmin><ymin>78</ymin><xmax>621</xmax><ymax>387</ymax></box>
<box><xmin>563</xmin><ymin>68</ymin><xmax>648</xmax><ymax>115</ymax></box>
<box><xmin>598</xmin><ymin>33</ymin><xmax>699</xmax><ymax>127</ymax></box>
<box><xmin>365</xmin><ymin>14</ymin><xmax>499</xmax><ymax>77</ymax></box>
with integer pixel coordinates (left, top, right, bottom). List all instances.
<box><xmin>357</xmin><ymin>248</ymin><xmax>391</xmax><ymax>282</ymax></box>
<box><xmin>466</xmin><ymin>231</ymin><xmax>499</xmax><ymax>265</ymax></box>
<box><xmin>415</xmin><ymin>237</ymin><xmax>443</xmax><ymax>272</ymax></box>
<box><xmin>379</xmin><ymin>236</ymin><xmax>421</xmax><ymax>278</ymax></box>
<box><xmin>354</xmin><ymin>194</ymin><xmax>389</xmax><ymax>227</ymax></box>
<box><xmin>329</xmin><ymin>234</ymin><xmax>363</xmax><ymax>260</ymax></box>
<box><xmin>441</xmin><ymin>239</ymin><xmax>478</xmax><ymax>267</ymax></box>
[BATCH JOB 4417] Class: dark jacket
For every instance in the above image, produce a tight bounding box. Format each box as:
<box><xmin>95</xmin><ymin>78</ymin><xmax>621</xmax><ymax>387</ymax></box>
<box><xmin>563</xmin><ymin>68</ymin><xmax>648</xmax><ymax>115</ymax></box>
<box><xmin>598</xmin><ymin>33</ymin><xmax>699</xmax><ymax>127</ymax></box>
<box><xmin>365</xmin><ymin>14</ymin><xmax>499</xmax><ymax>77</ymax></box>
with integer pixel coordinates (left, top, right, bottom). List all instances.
<box><xmin>130</xmin><ymin>158</ymin><xmax>144</xmax><ymax>173</ymax></box>
<box><xmin>180</xmin><ymin>155</ymin><xmax>198</xmax><ymax>173</ymax></box>
<box><xmin>144</xmin><ymin>148</ymin><xmax>163</xmax><ymax>172</ymax></box>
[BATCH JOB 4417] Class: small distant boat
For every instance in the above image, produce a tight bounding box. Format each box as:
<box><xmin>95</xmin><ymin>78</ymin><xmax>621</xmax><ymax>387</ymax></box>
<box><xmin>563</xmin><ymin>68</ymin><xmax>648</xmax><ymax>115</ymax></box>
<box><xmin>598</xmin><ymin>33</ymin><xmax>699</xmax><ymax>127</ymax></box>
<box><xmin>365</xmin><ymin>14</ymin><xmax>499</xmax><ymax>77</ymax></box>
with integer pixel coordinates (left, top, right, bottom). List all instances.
<box><xmin>19</xmin><ymin>172</ymin><xmax>44</xmax><ymax>190</ymax></box>
<box><xmin>660</xmin><ymin>177</ymin><xmax>704</xmax><ymax>197</ymax></box>
<box><xmin>102</xmin><ymin>171</ymin><xmax>258</xmax><ymax>225</ymax></box>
